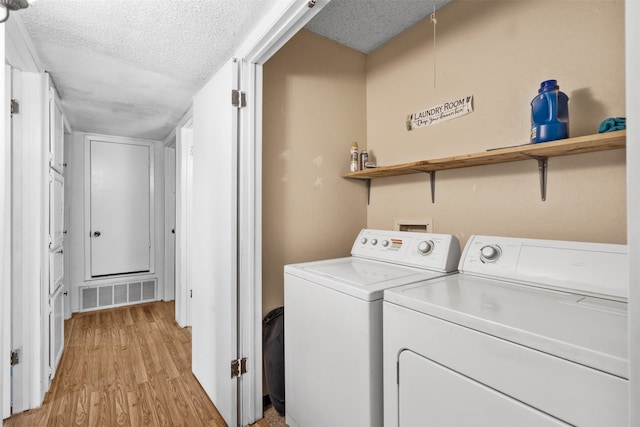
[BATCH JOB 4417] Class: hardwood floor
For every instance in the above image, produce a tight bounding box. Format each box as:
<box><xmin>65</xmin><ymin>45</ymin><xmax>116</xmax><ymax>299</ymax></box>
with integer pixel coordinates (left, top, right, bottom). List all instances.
<box><xmin>4</xmin><ymin>301</ymin><xmax>266</xmax><ymax>426</ymax></box>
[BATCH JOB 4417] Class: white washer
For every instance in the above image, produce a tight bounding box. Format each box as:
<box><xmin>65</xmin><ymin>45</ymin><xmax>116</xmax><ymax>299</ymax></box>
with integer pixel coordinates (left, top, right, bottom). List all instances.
<box><xmin>383</xmin><ymin>235</ymin><xmax>629</xmax><ymax>427</ymax></box>
<box><xmin>284</xmin><ymin>229</ymin><xmax>461</xmax><ymax>427</ymax></box>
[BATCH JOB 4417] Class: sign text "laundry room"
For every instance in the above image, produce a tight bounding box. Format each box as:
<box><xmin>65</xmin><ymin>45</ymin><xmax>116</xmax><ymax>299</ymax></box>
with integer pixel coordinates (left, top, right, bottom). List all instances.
<box><xmin>406</xmin><ymin>95</ymin><xmax>474</xmax><ymax>131</ymax></box>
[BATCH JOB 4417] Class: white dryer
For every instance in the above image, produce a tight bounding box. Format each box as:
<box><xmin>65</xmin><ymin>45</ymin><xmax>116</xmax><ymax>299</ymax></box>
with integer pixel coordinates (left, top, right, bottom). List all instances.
<box><xmin>284</xmin><ymin>229</ymin><xmax>461</xmax><ymax>427</ymax></box>
<box><xmin>383</xmin><ymin>235</ymin><xmax>629</xmax><ymax>427</ymax></box>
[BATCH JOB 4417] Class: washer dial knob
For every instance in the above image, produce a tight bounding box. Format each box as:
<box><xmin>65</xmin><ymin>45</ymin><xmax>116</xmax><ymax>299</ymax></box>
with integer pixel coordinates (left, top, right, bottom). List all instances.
<box><xmin>417</xmin><ymin>240</ymin><xmax>434</xmax><ymax>256</ymax></box>
<box><xmin>480</xmin><ymin>245</ymin><xmax>501</xmax><ymax>263</ymax></box>
<box><xmin>371</xmin><ymin>239</ymin><xmax>378</xmax><ymax>246</ymax></box>
<box><xmin>382</xmin><ymin>240</ymin><xmax>389</xmax><ymax>247</ymax></box>
<box><xmin>361</xmin><ymin>238</ymin><xmax>368</xmax><ymax>245</ymax></box>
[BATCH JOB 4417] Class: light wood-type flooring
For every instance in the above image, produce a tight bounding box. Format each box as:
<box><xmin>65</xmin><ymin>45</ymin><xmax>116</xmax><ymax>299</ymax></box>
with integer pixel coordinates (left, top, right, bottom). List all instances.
<box><xmin>4</xmin><ymin>301</ymin><xmax>272</xmax><ymax>427</ymax></box>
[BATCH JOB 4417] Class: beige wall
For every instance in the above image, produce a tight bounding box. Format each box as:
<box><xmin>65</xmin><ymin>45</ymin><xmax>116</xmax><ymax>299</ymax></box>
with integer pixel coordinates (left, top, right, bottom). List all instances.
<box><xmin>262</xmin><ymin>30</ymin><xmax>368</xmax><ymax>316</ymax></box>
<box><xmin>366</xmin><ymin>0</ymin><xmax>626</xmax><ymax>247</ymax></box>
<box><xmin>262</xmin><ymin>0</ymin><xmax>626</xmax><ymax>316</ymax></box>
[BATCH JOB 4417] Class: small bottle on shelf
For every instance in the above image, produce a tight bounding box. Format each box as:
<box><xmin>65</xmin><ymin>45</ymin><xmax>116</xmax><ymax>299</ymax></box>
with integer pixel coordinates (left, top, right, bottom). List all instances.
<box><xmin>360</xmin><ymin>150</ymin><xmax>368</xmax><ymax>170</ymax></box>
<box><xmin>350</xmin><ymin>141</ymin><xmax>359</xmax><ymax>172</ymax></box>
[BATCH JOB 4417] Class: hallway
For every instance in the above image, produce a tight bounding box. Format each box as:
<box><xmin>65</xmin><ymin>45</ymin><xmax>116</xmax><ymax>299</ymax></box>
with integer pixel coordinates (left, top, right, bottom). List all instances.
<box><xmin>4</xmin><ymin>301</ymin><xmax>229</xmax><ymax>426</ymax></box>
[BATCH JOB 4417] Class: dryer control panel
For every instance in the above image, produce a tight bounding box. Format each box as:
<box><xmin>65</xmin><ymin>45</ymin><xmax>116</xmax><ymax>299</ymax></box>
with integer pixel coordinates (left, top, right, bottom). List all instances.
<box><xmin>352</xmin><ymin>229</ymin><xmax>461</xmax><ymax>273</ymax></box>
<box><xmin>461</xmin><ymin>235</ymin><xmax>629</xmax><ymax>300</ymax></box>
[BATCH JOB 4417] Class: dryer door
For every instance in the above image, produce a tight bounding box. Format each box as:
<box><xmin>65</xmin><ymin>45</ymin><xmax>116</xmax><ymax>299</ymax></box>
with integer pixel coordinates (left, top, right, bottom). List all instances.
<box><xmin>398</xmin><ymin>350</ymin><xmax>569</xmax><ymax>427</ymax></box>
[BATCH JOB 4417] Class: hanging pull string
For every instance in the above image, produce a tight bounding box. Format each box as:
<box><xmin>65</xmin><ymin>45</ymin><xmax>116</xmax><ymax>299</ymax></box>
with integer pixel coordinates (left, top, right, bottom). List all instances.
<box><xmin>430</xmin><ymin>3</ymin><xmax>437</xmax><ymax>89</ymax></box>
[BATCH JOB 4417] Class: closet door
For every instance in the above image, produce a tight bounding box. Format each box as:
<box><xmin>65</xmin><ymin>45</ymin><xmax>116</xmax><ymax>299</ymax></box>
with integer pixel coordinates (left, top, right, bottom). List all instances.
<box><xmin>49</xmin><ymin>287</ymin><xmax>64</xmax><ymax>377</ymax></box>
<box><xmin>87</xmin><ymin>139</ymin><xmax>151</xmax><ymax>277</ymax></box>
<box><xmin>47</xmin><ymin>80</ymin><xmax>66</xmax><ymax>388</ymax></box>
<box><xmin>49</xmin><ymin>171</ymin><xmax>64</xmax><ymax>251</ymax></box>
<box><xmin>49</xmin><ymin>89</ymin><xmax>64</xmax><ymax>173</ymax></box>
<box><xmin>49</xmin><ymin>247</ymin><xmax>64</xmax><ymax>295</ymax></box>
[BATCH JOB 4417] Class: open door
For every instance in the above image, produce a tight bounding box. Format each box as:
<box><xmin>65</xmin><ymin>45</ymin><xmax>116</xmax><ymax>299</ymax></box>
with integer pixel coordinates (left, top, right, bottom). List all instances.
<box><xmin>191</xmin><ymin>58</ymin><xmax>240</xmax><ymax>426</ymax></box>
<box><xmin>2</xmin><ymin>59</ymin><xmax>11</xmax><ymax>421</ymax></box>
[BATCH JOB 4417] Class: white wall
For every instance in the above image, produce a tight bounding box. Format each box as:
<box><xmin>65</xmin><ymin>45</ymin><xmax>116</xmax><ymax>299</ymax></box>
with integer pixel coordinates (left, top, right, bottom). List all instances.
<box><xmin>66</xmin><ymin>132</ymin><xmax>165</xmax><ymax>312</ymax></box>
<box><xmin>163</xmin><ymin>146</ymin><xmax>176</xmax><ymax>302</ymax></box>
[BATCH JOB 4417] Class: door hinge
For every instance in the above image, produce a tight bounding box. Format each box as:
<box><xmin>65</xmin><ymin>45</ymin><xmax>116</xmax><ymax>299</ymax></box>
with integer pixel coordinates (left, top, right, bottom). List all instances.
<box><xmin>231</xmin><ymin>357</ymin><xmax>248</xmax><ymax>378</ymax></box>
<box><xmin>10</xmin><ymin>349</ymin><xmax>20</xmax><ymax>366</ymax></box>
<box><xmin>231</xmin><ymin>89</ymin><xmax>246</xmax><ymax>108</ymax></box>
<box><xmin>10</xmin><ymin>99</ymin><xmax>19</xmax><ymax>115</ymax></box>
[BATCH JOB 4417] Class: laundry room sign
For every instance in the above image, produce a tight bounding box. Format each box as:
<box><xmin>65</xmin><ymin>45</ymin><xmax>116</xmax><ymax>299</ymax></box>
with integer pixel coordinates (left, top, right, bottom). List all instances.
<box><xmin>406</xmin><ymin>95</ymin><xmax>474</xmax><ymax>131</ymax></box>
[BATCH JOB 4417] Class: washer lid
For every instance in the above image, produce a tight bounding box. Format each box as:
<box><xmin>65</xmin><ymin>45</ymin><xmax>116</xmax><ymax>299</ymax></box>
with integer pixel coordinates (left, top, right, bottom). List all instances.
<box><xmin>284</xmin><ymin>257</ymin><xmax>447</xmax><ymax>301</ymax></box>
<box><xmin>384</xmin><ymin>275</ymin><xmax>629</xmax><ymax>378</ymax></box>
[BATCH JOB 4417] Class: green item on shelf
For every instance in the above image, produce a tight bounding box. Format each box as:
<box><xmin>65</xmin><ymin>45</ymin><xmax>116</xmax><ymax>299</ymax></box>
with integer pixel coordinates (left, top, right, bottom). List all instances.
<box><xmin>598</xmin><ymin>117</ymin><xmax>626</xmax><ymax>133</ymax></box>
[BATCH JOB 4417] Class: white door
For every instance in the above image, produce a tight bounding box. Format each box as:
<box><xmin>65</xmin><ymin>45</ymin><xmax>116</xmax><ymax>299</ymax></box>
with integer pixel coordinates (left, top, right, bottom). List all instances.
<box><xmin>88</xmin><ymin>140</ymin><xmax>151</xmax><ymax>277</ymax></box>
<box><xmin>2</xmin><ymin>62</ymin><xmax>11</xmax><ymax>421</ymax></box>
<box><xmin>164</xmin><ymin>147</ymin><xmax>176</xmax><ymax>301</ymax></box>
<box><xmin>49</xmin><ymin>171</ymin><xmax>64</xmax><ymax>253</ymax></box>
<box><xmin>191</xmin><ymin>58</ymin><xmax>239</xmax><ymax>427</ymax></box>
<box><xmin>63</xmin><ymin>132</ymin><xmax>72</xmax><ymax>319</ymax></box>
<box><xmin>48</xmin><ymin>287</ymin><xmax>64</xmax><ymax>378</ymax></box>
<box><xmin>49</xmin><ymin>87</ymin><xmax>64</xmax><ymax>173</ymax></box>
<box><xmin>47</xmin><ymin>78</ymin><xmax>66</xmax><ymax>386</ymax></box>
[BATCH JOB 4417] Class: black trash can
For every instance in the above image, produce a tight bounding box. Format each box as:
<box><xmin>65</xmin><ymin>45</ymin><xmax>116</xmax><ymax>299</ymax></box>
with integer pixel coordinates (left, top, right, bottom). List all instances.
<box><xmin>263</xmin><ymin>307</ymin><xmax>285</xmax><ymax>415</ymax></box>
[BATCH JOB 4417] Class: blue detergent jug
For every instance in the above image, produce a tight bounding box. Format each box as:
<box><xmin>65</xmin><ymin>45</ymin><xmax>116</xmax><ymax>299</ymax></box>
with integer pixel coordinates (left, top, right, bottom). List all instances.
<box><xmin>530</xmin><ymin>79</ymin><xmax>569</xmax><ymax>143</ymax></box>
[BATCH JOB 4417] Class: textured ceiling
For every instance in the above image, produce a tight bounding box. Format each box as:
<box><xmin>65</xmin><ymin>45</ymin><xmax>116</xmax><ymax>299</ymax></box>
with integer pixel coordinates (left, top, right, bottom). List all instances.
<box><xmin>305</xmin><ymin>0</ymin><xmax>452</xmax><ymax>54</ymax></box>
<box><xmin>17</xmin><ymin>0</ymin><xmax>452</xmax><ymax>142</ymax></box>
<box><xmin>19</xmin><ymin>0</ymin><xmax>277</xmax><ymax>141</ymax></box>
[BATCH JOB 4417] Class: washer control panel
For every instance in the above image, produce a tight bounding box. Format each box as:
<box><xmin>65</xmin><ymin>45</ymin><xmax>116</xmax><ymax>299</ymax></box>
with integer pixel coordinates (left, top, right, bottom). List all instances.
<box><xmin>417</xmin><ymin>240</ymin><xmax>434</xmax><ymax>255</ymax></box>
<box><xmin>352</xmin><ymin>229</ymin><xmax>460</xmax><ymax>272</ymax></box>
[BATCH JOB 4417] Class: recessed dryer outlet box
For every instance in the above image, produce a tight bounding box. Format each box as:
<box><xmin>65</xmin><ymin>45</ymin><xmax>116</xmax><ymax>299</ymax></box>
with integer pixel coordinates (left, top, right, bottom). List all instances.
<box><xmin>394</xmin><ymin>218</ymin><xmax>434</xmax><ymax>233</ymax></box>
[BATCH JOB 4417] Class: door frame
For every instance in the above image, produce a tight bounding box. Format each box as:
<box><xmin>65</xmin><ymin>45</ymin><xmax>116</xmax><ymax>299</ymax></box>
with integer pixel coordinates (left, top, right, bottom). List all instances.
<box><xmin>83</xmin><ymin>134</ymin><xmax>156</xmax><ymax>281</ymax></box>
<box><xmin>627</xmin><ymin>0</ymin><xmax>640</xmax><ymax>424</ymax></box>
<box><xmin>234</xmin><ymin>0</ymin><xmax>331</xmax><ymax>423</ymax></box>
<box><xmin>1</xmin><ymin>35</ymin><xmax>8</xmax><ymax>423</ymax></box>
<box><xmin>174</xmin><ymin>111</ymin><xmax>193</xmax><ymax>327</ymax></box>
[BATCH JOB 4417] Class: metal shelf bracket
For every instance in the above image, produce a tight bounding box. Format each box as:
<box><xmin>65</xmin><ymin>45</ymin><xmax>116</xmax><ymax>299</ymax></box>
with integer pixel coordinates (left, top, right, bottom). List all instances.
<box><xmin>366</xmin><ymin>179</ymin><xmax>371</xmax><ymax>205</ymax></box>
<box><xmin>424</xmin><ymin>171</ymin><xmax>436</xmax><ymax>203</ymax></box>
<box><xmin>526</xmin><ymin>155</ymin><xmax>548</xmax><ymax>201</ymax></box>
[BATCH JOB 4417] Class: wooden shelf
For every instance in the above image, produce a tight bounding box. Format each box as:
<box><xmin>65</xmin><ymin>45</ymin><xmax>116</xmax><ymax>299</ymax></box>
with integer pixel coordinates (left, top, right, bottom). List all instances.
<box><xmin>343</xmin><ymin>130</ymin><xmax>626</xmax><ymax>203</ymax></box>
